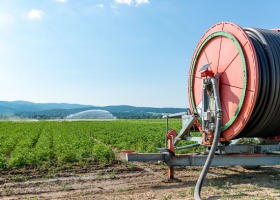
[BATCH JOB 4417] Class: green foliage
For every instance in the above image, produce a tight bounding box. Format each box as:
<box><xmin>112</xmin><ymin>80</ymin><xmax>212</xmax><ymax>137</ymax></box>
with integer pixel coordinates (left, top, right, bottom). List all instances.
<box><xmin>92</xmin><ymin>143</ymin><xmax>115</xmax><ymax>165</ymax></box>
<box><xmin>109</xmin><ymin>169</ymin><xmax>117</xmax><ymax>179</ymax></box>
<box><xmin>0</xmin><ymin>121</ymin><xmax>116</xmax><ymax>169</ymax></box>
<box><xmin>0</xmin><ymin>155</ymin><xmax>7</xmax><ymax>169</ymax></box>
<box><xmin>0</xmin><ymin>119</ymin><xmax>198</xmax><ymax>170</ymax></box>
<box><xmin>10</xmin><ymin>174</ymin><xmax>27</xmax><ymax>182</ymax></box>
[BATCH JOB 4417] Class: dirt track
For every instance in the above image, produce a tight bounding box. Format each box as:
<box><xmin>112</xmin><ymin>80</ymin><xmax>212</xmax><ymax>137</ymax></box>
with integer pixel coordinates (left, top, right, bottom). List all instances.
<box><xmin>0</xmin><ymin>153</ymin><xmax>280</xmax><ymax>200</ymax></box>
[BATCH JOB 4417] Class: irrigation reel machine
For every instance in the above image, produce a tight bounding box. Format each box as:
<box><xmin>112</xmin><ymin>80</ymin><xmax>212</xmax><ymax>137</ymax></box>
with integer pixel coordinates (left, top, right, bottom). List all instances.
<box><xmin>126</xmin><ymin>22</ymin><xmax>280</xmax><ymax>199</ymax></box>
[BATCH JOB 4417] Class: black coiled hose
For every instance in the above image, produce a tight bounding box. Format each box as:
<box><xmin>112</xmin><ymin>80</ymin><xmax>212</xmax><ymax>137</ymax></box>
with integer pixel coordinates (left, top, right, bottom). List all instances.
<box><xmin>238</xmin><ymin>28</ymin><xmax>280</xmax><ymax>138</ymax></box>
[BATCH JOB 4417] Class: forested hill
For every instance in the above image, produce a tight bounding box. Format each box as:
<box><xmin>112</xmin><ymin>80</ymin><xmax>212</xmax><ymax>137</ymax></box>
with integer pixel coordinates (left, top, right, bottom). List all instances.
<box><xmin>0</xmin><ymin>101</ymin><xmax>186</xmax><ymax>119</ymax></box>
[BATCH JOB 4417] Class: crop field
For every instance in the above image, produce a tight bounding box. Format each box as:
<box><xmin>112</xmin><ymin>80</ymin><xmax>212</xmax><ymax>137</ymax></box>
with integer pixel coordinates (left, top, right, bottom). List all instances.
<box><xmin>0</xmin><ymin>119</ymin><xmax>190</xmax><ymax>170</ymax></box>
<box><xmin>0</xmin><ymin>120</ymin><xmax>280</xmax><ymax>200</ymax></box>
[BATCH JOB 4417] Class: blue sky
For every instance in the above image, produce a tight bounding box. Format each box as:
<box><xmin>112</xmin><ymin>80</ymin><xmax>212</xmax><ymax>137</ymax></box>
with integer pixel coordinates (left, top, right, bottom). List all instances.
<box><xmin>0</xmin><ymin>0</ymin><xmax>280</xmax><ymax>108</ymax></box>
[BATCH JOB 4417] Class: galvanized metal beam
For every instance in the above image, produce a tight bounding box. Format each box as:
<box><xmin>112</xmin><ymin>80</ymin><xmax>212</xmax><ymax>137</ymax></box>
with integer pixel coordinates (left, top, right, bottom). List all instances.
<box><xmin>126</xmin><ymin>153</ymin><xmax>168</xmax><ymax>162</ymax></box>
<box><xmin>127</xmin><ymin>152</ymin><xmax>280</xmax><ymax>166</ymax></box>
<box><xmin>169</xmin><ymin>154</ymin><xmax>280</xmax><ymax>166</ymax></box>
<box><xmin>163</xmin><ymin>112</ymin><xmax>187</xmax><ymax>118</ymax></box>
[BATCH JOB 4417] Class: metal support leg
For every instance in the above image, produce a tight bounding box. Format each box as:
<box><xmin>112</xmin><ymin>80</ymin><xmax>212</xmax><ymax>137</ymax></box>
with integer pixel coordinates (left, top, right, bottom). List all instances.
<box><xmin>166</xmin><ymin>130</ymin><xmax>176</xmax><ymax>179</ymax></box>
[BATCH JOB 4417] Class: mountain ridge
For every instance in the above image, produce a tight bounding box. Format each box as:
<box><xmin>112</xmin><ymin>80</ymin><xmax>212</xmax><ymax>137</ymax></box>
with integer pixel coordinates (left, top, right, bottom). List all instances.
<box><xmin>0</xmin><ymin>101</ymin><xmax>186</xmax><ymax>119</ymax></box>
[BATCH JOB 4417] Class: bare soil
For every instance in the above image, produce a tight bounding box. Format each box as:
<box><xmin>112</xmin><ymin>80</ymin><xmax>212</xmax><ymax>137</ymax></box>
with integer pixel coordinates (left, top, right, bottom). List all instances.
<box><xmin>0</xmin><ymin>153</ymin><xmax>280</xmax><ymax>200</ymax></box>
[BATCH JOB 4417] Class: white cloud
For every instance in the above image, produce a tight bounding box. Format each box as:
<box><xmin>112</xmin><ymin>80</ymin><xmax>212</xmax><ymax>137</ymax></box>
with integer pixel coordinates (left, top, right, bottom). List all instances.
<box><xmin>114</xmin><ymin>0</ymin><xmax>132</xmax><ymax>5</ymax></box>
<box><xmin>96</xmin><ymin>4</ymin><xmax>104</xmax><ymax>8</ymax></box>
<box><xmin>110</xmin><ymin>5</ymin><xmax>118</xmax><ymax>9</ymax></box>
<box><xmin>114</xmin><ymin>0</ymin><xmax>149</xmax><ymax>6</ymax></box>
<box><xmin>135</xmin><ymin>0</ymin><xmax>149</xmax><ymax>5</ymax></box>
<box><xmin>27</xmin><ymin>9</ymin><xmax>44</xmax><ymax>20</ymax></box>
<box><xmin>56</xmin><ymin>0</ymin><xmax>68</xmax><ymax>3</ymax></box>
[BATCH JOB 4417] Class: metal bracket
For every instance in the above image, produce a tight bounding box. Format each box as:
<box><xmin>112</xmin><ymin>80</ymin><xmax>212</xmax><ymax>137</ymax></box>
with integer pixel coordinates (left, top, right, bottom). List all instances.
<box><xmin>173</xmin><ymin>114</ymin><xmax>197</xmax><ymax>146</ymax></box>
<box><xmin>216</xmin><ymin>144</ymin><xmax>280</xmax><ymax>154</ymax></box>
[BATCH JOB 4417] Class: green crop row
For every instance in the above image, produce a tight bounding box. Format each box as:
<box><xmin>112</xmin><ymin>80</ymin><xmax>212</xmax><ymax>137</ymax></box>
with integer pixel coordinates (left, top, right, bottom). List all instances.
<box><xmin>0</xmin><ymin>121</ymin><xmax>115</xmax><ymax>169</ymax></box>
<box><xmin>0</xmin><ymin>119</ymin><xmax>201</xmax><ymax>170</ymax></box>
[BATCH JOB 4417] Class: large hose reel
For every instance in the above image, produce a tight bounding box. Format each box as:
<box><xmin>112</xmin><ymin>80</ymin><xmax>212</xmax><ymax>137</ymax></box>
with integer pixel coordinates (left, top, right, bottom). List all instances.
<box><xmin>189</xmin><ymin>22</ymin><xmax>280</xmax><ymax>141</ymax></box>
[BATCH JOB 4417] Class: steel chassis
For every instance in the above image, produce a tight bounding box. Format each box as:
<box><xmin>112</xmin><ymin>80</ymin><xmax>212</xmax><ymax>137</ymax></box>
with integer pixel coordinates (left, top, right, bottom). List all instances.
<box><xmin>126</xmin><ymin>111</ymin><xmax>280</xmax><ymax>178</ymax></box>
